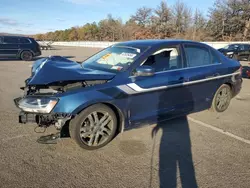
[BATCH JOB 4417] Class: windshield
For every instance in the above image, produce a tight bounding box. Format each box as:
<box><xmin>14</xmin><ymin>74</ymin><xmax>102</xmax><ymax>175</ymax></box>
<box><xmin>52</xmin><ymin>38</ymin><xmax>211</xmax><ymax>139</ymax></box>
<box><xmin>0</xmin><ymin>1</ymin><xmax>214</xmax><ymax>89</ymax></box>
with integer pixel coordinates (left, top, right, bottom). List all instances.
<box><xmin>82</xmin><ymin>46</ymin><xmax>144</xmax><ymax>72</ymax></box>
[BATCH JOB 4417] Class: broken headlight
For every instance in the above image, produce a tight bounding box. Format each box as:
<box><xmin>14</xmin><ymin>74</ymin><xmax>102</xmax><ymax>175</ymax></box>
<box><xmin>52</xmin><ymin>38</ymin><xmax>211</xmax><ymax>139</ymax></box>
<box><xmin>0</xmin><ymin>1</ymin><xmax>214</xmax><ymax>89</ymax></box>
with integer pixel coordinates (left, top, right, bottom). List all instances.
<box><xmin>17</xmin><ymin>97</ymin><xmax>58</xmax><ymax>113</ymax></box>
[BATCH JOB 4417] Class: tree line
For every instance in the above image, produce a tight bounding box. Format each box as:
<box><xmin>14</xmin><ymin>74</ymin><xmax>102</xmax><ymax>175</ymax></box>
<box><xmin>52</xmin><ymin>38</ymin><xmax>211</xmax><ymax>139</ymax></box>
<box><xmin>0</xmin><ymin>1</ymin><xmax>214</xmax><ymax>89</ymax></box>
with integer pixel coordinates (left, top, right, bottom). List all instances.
<box><xmin>34</xmin><ymin>0</ymin><xmax>250</xmax><ymax>42</ymax></box>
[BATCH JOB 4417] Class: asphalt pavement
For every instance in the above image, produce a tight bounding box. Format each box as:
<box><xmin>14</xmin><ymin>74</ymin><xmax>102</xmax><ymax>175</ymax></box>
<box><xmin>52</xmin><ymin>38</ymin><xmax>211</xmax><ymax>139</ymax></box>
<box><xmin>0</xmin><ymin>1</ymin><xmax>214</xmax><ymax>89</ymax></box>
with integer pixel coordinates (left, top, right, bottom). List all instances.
<box><xmin>0</xmin><ymin>46</ymin><xmax>249</xmax><ymax>188</ymax></box>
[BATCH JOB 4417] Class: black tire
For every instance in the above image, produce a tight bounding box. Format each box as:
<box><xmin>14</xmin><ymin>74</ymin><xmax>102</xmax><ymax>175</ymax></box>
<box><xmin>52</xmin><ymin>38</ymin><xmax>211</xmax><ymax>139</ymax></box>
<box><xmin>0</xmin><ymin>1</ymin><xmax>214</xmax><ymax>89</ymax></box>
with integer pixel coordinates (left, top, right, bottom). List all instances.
<box><xmin>211</xmin><ymin>84</ymin><xmax>232</xmax><ymax>113</ymax></box>
<box><xmin>20</xmin><ymin>51</ymin><xmax>33</xmax><ymax>61</ymax></box>
<box><xmin>69</xmin><ymin>104</ymin><xmax>117</xmax><ymax>150</ymax></box>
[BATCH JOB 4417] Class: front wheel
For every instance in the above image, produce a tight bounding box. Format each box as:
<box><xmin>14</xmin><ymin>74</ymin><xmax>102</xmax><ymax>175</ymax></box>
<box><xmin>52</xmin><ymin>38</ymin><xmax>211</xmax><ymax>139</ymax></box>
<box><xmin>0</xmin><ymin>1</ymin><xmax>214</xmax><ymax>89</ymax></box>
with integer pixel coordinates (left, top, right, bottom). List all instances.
<box><xmin>211</xmin><ymin>84</ymin><xmax>232</xmax><ymax>112</ymax></box>
<box><xmin>69</xmin><ymin>104</ymin><xmax>117</xmax><ymax>150</ymax></box>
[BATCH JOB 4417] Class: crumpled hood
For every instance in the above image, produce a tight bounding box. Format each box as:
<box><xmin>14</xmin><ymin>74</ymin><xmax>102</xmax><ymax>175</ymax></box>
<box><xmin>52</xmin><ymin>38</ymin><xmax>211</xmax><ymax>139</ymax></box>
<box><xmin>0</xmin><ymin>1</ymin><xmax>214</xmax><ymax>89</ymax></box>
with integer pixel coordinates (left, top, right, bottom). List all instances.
<box><xmin>28</xmin><ymin>56</ymin><xmax>116</xmax><ymax>85</ymax></box>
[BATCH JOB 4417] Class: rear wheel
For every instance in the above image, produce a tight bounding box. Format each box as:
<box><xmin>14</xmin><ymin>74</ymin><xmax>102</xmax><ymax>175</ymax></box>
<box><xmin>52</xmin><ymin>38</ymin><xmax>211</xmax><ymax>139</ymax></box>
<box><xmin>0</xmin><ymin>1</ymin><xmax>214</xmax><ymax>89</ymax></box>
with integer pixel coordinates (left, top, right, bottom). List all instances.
<box><xmin>211</xmin><ymin>84</ymin><xmax>232</xmax><ymax>112</ymax></box>
<box><xmin>69</xmin><ymin>104</ymin><xmax>117</xmax><ymax>150</ymax></box>
<box><xmin>20</xmin><ymin>51</ymin><xmax>33</xmax><ymax>61</ymax></box>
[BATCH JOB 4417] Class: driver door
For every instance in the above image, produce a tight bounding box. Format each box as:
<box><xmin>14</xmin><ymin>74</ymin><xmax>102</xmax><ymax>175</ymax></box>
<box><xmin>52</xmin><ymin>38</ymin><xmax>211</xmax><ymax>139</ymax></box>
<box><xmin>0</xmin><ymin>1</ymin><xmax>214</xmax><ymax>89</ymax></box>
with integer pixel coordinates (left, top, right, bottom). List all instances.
<box><xmin>124</xmin><ymin>45</ymin><xmax>192</xmax><ymax>126</ymax></box>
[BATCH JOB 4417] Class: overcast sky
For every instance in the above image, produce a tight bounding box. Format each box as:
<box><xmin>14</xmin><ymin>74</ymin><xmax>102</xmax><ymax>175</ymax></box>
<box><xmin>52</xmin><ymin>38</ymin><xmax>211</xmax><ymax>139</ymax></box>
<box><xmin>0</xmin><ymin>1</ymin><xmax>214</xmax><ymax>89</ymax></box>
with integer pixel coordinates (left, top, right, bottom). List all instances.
<box><xmin>0</xmin><ymin>0</ymin><xmax>213</xmax><ymax>34</ymax></box>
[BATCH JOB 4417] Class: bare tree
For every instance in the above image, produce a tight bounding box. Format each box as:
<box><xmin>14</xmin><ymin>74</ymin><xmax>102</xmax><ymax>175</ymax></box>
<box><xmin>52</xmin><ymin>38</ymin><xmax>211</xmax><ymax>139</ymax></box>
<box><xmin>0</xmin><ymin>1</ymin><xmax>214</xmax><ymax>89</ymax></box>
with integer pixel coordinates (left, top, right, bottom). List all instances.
<box><xmin>192</xmin><ymin>9</ymin><xmax>207</xmax><ymax>40</ymax></box>
<box><xmin>153</xmin><ymin>0</ymin><xmax>173</xmax><ymax>38</ymax></box>
<box><xmin>172</xmin><ymin>0</ymin><xmax>192</xmax><ymax>35</ymax></box>
<box><xmin>131</xmin><ymin>7</ymin><xmax>152</xmax><ymax>27</ymax></box>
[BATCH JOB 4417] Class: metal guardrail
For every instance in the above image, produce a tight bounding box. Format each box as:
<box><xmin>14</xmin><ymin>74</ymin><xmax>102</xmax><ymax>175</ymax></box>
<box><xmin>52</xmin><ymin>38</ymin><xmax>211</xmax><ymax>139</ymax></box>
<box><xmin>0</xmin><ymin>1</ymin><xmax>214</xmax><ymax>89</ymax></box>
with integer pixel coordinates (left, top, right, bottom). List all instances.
<box><xmin>49</xmin><ymin>41</ymin><xmax>250</xmax><ymax>49</ymax></box>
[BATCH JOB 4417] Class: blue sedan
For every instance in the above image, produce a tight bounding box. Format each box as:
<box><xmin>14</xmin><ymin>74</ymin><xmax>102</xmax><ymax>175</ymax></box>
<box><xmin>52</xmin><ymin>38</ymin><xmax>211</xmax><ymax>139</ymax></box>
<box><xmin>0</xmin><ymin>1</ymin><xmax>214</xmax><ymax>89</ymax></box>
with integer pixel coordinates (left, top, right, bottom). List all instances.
<box><xmin>14</xmin><ymin>40</ymin><xmax>242</xmax><ymax>149</ymax></box>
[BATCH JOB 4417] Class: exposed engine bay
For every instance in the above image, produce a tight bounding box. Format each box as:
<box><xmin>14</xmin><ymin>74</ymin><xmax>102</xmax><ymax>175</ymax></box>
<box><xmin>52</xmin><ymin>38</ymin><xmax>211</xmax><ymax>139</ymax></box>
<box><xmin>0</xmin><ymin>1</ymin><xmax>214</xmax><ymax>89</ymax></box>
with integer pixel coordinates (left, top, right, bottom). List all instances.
<box><xmin>23</xmin><ymin>80</ymin><xmax>107</xmax><ymax>96</ymax></box>
<box><xmin>17</xmin><ymin>79</ymin><xmax>108</xmax><ymax>130</ymax></box>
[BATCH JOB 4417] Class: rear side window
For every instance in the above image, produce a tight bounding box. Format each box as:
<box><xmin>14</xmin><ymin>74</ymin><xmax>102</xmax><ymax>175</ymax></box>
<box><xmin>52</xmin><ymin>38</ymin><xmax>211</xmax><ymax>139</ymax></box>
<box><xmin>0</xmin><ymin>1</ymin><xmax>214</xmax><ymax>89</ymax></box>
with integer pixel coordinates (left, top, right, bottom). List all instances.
<box><xmin>3</xmin><ymin>37</ymin><xmax>19</xmax><ymax>44</ymax></box>
<box><xmin>184</xmin><ymin>45</ymin><xmax>211</xmax><ymax>67</ymax></box>
<box><xmin>211</xmin><ymin>51</ymin><xmax>221</xmax><ymax>64</ymax></box>
<box><xmin>243</xmin><ymin>45</ymin><xmax>250</xmax><ymax>50</ymax></box>
<box><xmin>0</xmin><ymin>37</ymin><xmax>3</xmax><ymax>43</ymax></box>
<box><xmin>19</xmin><ymin>38</ymin><xmax>30</xmax><ymax>44</ymax></box>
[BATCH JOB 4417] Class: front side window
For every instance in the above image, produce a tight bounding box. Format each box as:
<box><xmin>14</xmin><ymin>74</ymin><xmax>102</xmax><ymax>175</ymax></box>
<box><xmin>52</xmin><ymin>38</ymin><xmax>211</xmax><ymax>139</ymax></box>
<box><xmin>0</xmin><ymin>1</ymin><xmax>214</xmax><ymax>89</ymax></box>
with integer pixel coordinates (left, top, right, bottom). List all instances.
<box><xmin>0</xmin><ymin>37</ymin><xmax>3</xmax><ymax>43</ymax></box>
<box><xmin>184</xmin><ymin>45</ymin><xmax>211</xmax><ymax>67</ymax></box>
<box><xmin>141</xmin><ymin>46</ymin><xmax>182</xmax><ymax>72</ymax></box>
<box><xmin>3</xmin><ymin>37</ymin><xmax>19</xmax><ymax>44</ymax></box>
<box><xmin>82</xmin><ymin>46</ymin><xmax>146</xmax><ymax>72</ymax></box>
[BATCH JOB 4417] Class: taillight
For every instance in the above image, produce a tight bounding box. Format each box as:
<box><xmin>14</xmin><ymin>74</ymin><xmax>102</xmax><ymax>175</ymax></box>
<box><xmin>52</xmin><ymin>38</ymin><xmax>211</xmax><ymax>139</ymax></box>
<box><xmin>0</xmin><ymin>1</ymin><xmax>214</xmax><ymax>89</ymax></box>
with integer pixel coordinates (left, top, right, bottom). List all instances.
<box><xmin>246</xmin><ymin>70</ymin><xmax>250</xmax><ymax>78</ymax></box>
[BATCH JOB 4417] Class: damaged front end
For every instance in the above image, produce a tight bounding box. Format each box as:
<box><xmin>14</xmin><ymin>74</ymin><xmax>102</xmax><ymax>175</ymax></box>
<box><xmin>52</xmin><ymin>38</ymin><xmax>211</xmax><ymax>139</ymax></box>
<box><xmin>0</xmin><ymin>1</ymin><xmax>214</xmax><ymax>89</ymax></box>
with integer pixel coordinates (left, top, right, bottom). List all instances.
<box><xmin>14</xmin><ymin>56</ymin><xmax>114</xmax><ymax>133</ymax></box>
<box><xmin>14</xmin><ymin>79</ymin><xmax>108</xmax><ymax>130</ymax></box>
<box><xmin>14</xmin><ymin>84</ymin><xmax>69</xmax><ymax>131</ymax></box>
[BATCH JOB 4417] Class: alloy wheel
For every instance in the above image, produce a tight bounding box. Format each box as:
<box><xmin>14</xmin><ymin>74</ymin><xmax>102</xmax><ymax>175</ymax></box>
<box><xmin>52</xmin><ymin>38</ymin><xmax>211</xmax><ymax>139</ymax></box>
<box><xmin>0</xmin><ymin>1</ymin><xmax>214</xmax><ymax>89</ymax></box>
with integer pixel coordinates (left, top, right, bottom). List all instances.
<box><xmin>216</xmin><ymin>87</ymin><xmax>231</xmax><ymax>111</ymax></box>
<box><xmin>79</xmin><ymin>111</ymin><xmax>113</xmax><ymax>146</ymax></box>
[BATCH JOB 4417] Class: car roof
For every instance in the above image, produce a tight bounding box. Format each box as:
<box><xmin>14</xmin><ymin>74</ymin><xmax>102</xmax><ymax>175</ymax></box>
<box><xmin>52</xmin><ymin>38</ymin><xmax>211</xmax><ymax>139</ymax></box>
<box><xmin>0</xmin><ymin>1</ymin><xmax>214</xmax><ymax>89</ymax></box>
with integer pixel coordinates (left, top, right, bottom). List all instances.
<box><xmin>115</xmin><ymin>39</ymin><xmax>203</xmax><ymax>48</ymax></box>
<box><xmin>229</xmin><ymin>43</ymin><xmax>250</xmax><ymax>46</ymax></box>
<box><xmin>0</xmin><ymin>35</ymin><xmax>31</xmax><ymax>39</ymax></box>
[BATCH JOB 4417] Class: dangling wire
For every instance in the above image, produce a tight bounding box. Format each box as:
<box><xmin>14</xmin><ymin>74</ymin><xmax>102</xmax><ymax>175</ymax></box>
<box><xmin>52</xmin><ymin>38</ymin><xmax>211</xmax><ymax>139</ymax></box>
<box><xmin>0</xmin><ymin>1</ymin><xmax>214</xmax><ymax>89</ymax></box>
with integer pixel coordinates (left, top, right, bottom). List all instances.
<box><xmin>34</xmin><ymin>126</ymin><xmax>46</xmax><ymax>133</ymax></box>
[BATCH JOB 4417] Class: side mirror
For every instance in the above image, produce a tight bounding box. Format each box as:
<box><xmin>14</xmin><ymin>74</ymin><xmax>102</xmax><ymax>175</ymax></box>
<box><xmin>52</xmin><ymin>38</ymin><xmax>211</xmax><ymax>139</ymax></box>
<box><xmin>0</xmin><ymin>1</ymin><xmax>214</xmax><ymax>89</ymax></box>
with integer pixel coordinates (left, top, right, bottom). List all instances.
<box><xmin>134</xmin><ymin>66</ymin><xmax>155</xmax><ymax>77</ymax></box>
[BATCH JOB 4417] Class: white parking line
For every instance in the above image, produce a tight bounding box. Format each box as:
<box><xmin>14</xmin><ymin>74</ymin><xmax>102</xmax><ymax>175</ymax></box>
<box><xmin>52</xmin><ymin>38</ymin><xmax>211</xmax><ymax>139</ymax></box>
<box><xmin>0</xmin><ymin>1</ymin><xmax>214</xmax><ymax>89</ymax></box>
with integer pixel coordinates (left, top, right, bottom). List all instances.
<box><xmin>188</xmin><ymin>117</ymin><xmax>250</xmax><ymax>145</ymax></box>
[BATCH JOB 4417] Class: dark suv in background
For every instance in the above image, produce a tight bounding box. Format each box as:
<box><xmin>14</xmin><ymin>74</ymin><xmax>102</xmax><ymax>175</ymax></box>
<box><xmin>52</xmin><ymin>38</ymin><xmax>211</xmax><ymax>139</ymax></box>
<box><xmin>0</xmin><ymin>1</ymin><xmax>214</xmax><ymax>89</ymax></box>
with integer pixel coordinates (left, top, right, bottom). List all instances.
<box><xmin>0</xmin><ymin>36</ymin><xmax>41</xmax><ymax>61</ymax></box>
<box><xmin>218</xmin><ymin>43</ymin><xmax>250</xmax><ymax>61</ymax></box>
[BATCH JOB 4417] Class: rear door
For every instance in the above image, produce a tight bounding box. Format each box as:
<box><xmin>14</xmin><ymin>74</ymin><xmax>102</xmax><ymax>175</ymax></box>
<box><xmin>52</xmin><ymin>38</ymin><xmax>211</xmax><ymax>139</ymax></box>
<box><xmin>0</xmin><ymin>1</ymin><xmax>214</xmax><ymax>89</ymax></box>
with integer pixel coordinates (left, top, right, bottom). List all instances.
<box><xmin>1</xmin><ymin>36</ymin><xmax>20</xmax><ymax>57</ymax></box>
<box><xmin>181</xmin><ymin>43</ymin><xmax>222</xmax><ymax>112</ymax></box>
